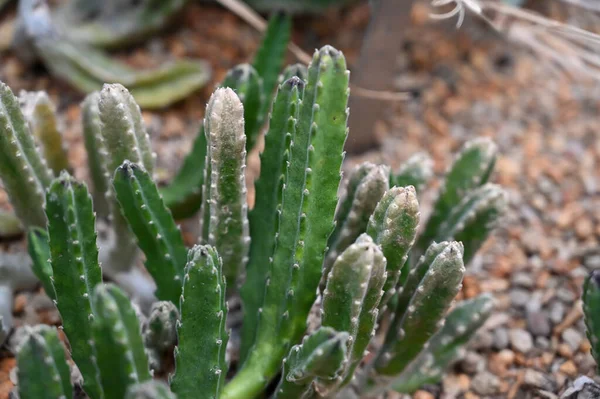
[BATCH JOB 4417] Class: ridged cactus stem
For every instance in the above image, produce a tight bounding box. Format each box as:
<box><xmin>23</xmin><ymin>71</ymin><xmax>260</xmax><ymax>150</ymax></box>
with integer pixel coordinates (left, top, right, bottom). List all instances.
<box><xmin>199</xmin><ymin>88</ymin><xmax>250</xmax><ymax>290</ymax></box>
<box><xmin>366</xmin><ymin>186</ymin><xmax>420</xmax><ymax>310</ymax></box>
<box><xmin>391</xmin><ymin>152</ymin><xmax>433</xmax><ymax>193</ymax></box>
<box><xmin>92</xmin><ymin>284</ymin><xmax>151</xmax><ymax>399</ymax></box>
<box><xmin>240</xmin><ymin>77</ymin><xmax>303</xmax><ymax>362</ymax></box>
<box><xmin>223</xmin><ymin>45</ymin><xmax>349</xmax><ymax>399</ymax></box>
<box><xmin>16</xmin><ymin>326</ymin><xmax>72</xmax><ymax>399</ymax></box>
<box><xmin>27</xmin><ymin>227</ymin><xmax>56</xmax><ymax>301</ymax></box>
<box><xmin>373</xmin><ymin>241</ymin><xmax>465</xmax><ymax>376</ymax></box>
<box><xmin>81</xmin><ymin>92</ymin><xmax>110</xmax><ymax>217</ymax></box>
<box><xmin>388</xmin><ymin>294</ymin><xmax>494</xmax><ymax>393</ymax></box>
<box><xmin>45</xmin><ymin>172</ymin><xmax>103</xmax><ymax>399</ymax></box>
<box><xmin>113</xmin><ymin>161</ymin><xmax>187</xmax><ymax>305</ymax></box>
<box><xmin>143</xmin><ymin>301</ymin><xmax>178</xmax><ymax>374</ymax></box>
<box><xmin>322</xmin><ymin>163</ymin><xmax>389</xmax><ymax>286</ymax></box>
<box><xmin>417</xmin><ymin>138</ymin><xmax>496</xmax><ymax>253</ymax></box>
<box><xmin>319</xmin><ymin>234</ymin><xmax>386</xmax><ymax>395</ymax></box>
<box><xmin>274</xmin><ymin>327</ymin><xmax>349</xmax><ymax>399</ymax></box>
<box><xmin>97</xmin><ymin>83</ymin><xmax>155</xmax><ymax>274</ymax></box>
<box><xmin>171</xmin><ymin>245</ymin><xmax>229</xmax><ymax>399</ymax></box>
<box><xmin>19</xmin><ymin>90</ymin><xmax>71</xmax><ymax>174</ymax></box>
<box><xmin>0</xmin><ymin>81</ymin><xmax>53</xmax><ymax>228</ymax></box>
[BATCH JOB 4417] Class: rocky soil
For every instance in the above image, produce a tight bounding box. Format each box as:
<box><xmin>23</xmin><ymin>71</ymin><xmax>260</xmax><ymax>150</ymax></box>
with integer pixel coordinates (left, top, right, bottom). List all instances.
<box><xmin>1</xmin><ymin>1</ymin><xmax>600</xmax><ymax>398</ymax></box>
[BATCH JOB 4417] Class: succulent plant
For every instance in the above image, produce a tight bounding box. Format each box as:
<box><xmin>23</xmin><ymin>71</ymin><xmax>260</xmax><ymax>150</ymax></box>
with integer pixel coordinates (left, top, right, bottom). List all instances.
<box><xmin>12</xmin><ymin>0</ymin><xmax>210</xmax><ymax>109</ymax></box>
<box><xmin>3</xmin><ymin>44</ymin><xmax>506</xmax><ymax>398</ymax></box>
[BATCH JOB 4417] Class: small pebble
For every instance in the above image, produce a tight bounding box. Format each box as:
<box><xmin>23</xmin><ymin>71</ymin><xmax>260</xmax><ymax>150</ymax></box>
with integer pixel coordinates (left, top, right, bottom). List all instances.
<box><xmin>471</xmin><ymin>371</ymin><xmax>501</xmax><ymax>395</ymax></box>
<box><xmin>562</xmin><ymin>328</ymin><xmax>583</xmax><ymax>352</ymax></box>
<box><xmin>527</xmin><ymin>310</ymin><xmax>551</xmax><ymax>337</ymax></box>
<box><xmin>509</xmin><ymin>328</ymin><xmax>534</xmax><ymax>353</ymax></box>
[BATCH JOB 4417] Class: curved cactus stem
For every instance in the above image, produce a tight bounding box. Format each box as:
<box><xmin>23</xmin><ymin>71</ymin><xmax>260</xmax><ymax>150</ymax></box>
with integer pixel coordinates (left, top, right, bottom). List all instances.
<box><xmin>435</xmin><ymin>183</ymin><xmax>507</xmax><ymax>264</ymax></box>
<box><xmin>53</xmin><ymin>0</ymin><xmax>186</xmax><ymax>49</ymax></box>
<box><xmin>19</xmin><ymin>90</ymin><xmax>71</xmax><ymax>174</ymax></box>
<box><xmin>319</xmin><ymin>234</ymin><xmax>386</xmax><ymax>394</ymax></box>
<box><xmin>240</xmin><ymin>77</ymin><xmax>303</xmax><ymax>362</ymax></box>
<box><xmin>252</xmin><ymin>12</ymin><xmax>292</xmax><ymax>114</ymax></box>
<box><xmin>93</xmin><ymin>283</ymin><xmax>151</xmax><ymax>399</ymax></box>
<box><xmin>81</xmin><ymin>92</ymin><xmax>110</xmax><ymax>218</ymax></box>
<box><xmin>160</xmin><ymin>125</ymin><xmax>207</xmax><ymax>220</ymax></box>
<box><xmin>323</xmin><ymin>163</ymin><xmax>389</xmax><ymax>286</ymax></box>
<box><xmin>126</xmin><ymin>380</ymin><xmax>177</xmax><ymax>399</ymax></box>
<box><xmin>583</xmin><ymin>270</ymin><xmax>600</xmax><ymax>371</ymax></box>
<box><xmin>113</xmin><ymin>161</ymin><xmax>187</xmax><ymax>305</ymax></box>
<box><xmin>17</xmin><ymin>326</ymin><xmax>71</xmax><ymax>399</ymax></box>
<box><xmin>199</xmin><ymin>88</ymin><xmax>250</xmax><ymax>289</ymax></box>
<box><xmin>274</xmin><ymin>327</ymin><xmax>349</xmax><ymax>399</ymax></box>
<box><xmin>45</xmin><ymin>172</ymin><xmax>103</xmax><ymax>399</ymax></box>
<box><xmin>391</xmin><ymin>152</ymin><xmax>433</xmax><ymax>194</ymax></box>
<box><xmin>374</xmin><ymin>241</ymin><xmax>465</xmax><ymax>376</ymax></box>
<box><xmin>220</xmin><ymin>64</ymin><xmax>264</xmax><ymax>152</ymax></box>
<box><xmin>387</xmin><ymin>294</ymin><xmax>494</xmax><ymax>394</ymax></box>
<box><xmin>0</xmin><ymin>210</ymin><xmax>24</xmax><ymax>239</ymax></box>
<box><xmin>223</xmin><ymin>45</ymin><xmax>349</xmax><ymax>399</ymax></box>
<box><xmin>27</xmin><ymin>227</ymin><xmax>55</xmax><ymax>301</ymax></box>
<box><xmin>171</xmin><ymin>245</ymin><xmax>229</xmax><ymax>399</ymax></box>
<box><xmin>417</xmin><ymin>138</ymin><xmax>497</xmax><ymax>253</ymax></box>
<box><xmin>0</xmin><ymin>81</ymin><xmax>53</xmax><ymax>228</ymax></box>
<box><xmin>280</xmin><ymin>64</ymin><xmax>308</xmax><ymax>84</ymax></box>
<box><xmin>17</xmin><ymin>0</ymin><xmax>210</xmax><ymax>109</ymax></box>
<box><xmin>143</xmin><ymin>301</ymin><xmax>179</xmax><ymax>374</ymax></box>
<box><xmin>98</xmin><ymin>83</ymin><xmax>155</xmax><ymax>274</ymax></box>
<box><xmin>366</xmin><ymin>186</ymin><xmax>419</xmax><ymax>309</ymax></box>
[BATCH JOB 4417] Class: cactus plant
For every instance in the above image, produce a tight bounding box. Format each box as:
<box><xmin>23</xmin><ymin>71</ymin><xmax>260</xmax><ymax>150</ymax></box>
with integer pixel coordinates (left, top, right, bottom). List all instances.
<box><xmin>4</xmin><ymin>44</ymin><xmax>507</xmax><ymax>398</ymax></box>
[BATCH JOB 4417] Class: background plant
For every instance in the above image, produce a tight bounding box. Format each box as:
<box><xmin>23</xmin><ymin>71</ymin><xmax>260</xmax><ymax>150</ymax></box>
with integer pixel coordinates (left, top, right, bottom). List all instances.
<box><xmin>1</xmin><ymin>42</ymin><xmax>506</xmax><ymax>399</ymax></box>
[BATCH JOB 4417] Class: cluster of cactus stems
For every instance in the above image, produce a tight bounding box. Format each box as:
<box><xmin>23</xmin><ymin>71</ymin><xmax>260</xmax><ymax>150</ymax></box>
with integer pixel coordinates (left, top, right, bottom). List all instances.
<box><xmin>0</xmin><ymin>34</ymin><xmax>508</xmax><ymax>398</ymax></box>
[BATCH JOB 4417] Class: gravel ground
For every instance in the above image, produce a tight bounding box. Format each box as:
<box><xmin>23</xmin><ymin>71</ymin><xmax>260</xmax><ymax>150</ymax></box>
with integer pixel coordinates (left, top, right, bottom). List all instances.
<box><xmin>1</xmin><ymin>1</ymin><xmax>600</xmax><ymax>398</ymax></box>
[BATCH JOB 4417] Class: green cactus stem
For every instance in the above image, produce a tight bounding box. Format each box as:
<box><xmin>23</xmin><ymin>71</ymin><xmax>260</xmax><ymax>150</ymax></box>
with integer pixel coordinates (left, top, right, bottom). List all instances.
<box><xmin>81</xmin><ymin>92</ymin><xmax>110</xmax><ymax>218</ymax></box>
<box><xmin>27</xmin><ymin>227</ymin><xmax>56</xmax><ymax>301</ymax></box>
<box><xmin>45</xmin><ymin>172</ymin><xmax>103</xmax><ymax>399</ymax></box>
<box><xmin>171</xmin><ymin>245</ymin><xmax>229</xmax><ymax>399</ymax></box>
<box><xmin>16</xmin><ymin>0</ymin><xmax>211</xmax><ymax>109</ymax></box>
<box><xmin>281</xmin><ymin>64</ymin><xmax>308</xmax><ymax>83</ymax></box>
<box><xmin>388</xmin><ymin>294</ymin><xmax>494</xmax><ymax>394</ymax></box>
<box><xmin>224</xmin><ymin>45</ymin><xmax>349</xmax><ymax>399</ymax></box>
<box><xmin>435</xmin><ymin>183</ymin><xmax>507</xmax><ymax>264</ymax></box>
<box><xmin>221</xmin><ymin>64</ymin><xmax>264</xmax><ymax>152</ymax></box>
<box><xmin>126</xmin><ymin>380</ymin><xmax>177</xmax><ymax>399</ymax></box>
<box><xmin>143</xmin><ymin>301</ymin><xmax>179</xmax><ymax>374</ymax></box>
<box><xmin>323</xmin><ymin>163</ymin><xmax>389</xmax><ymax>285</ymax></box>
<box><xmin>240</xmin><ymin>76</ymin><xmax>303</xmax><ymax>362</ymax></box>
<box><xmin>199</xmin><ymin>87</ymin><xmax>250</xmax><ymax>289</ymax></box>
<box><xmin>374</xmin><ymin>241</ymin><xmax>465</xmax><ymax>376</ymax></box>
<box><xmin>319</xmin><ymin>234</ymin><xmax>386</xmax><ymax>394</ymax></box>
<box><xmin>416</xmin><ymin>138</ymin><xmax>497</xmax><ymax>253</ymax></box>
<box><xmin>16</xmin><ymin>326</ymin><xmax>73</xmax><ymax>399</ymax></box>
<box><xmin>113</xmin><ymin>161</ymin><xmax>187</xmax><ymax>305</ymax></box>
<box><xmin>252</xmin><ymin>12</ymin><xmax>292</xmax><ymax>117</ymax></box>
<box><xmin>583</xmin><ymin>270</ymin><xmax>600</xmax><ymax>371</ymax></box>
<box><xmin>391</xmin><ymin>152</ymin><xmax>433</xmax><ymax>194</ymax></box>
<box><xmin>366</xmin><ymin>186</ymin><xmax>420</xmax><ymax>307</ymax></box>
<box><xmin>92</xmin><ymin>283</ymin><xmax>152</xmax><ymax>399</ymax></box>
<box><xmin>97</xmin><ymin>83</ymin><xmax>151</xmax><ymax>274</ymax></box>
<box><xmin>0</xmin><ymin>81</ymin><xmax>53</xmax><ymax>228</ymax></box>
<box><xmin>19</xmin><ymin>90</ymin><xmax>71</xmax><ymax>174</ymax></box>
<box><xmin>274</xmin><ymin>327</ymin><xmax>349</xmax><ymax>399</ymax></box>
